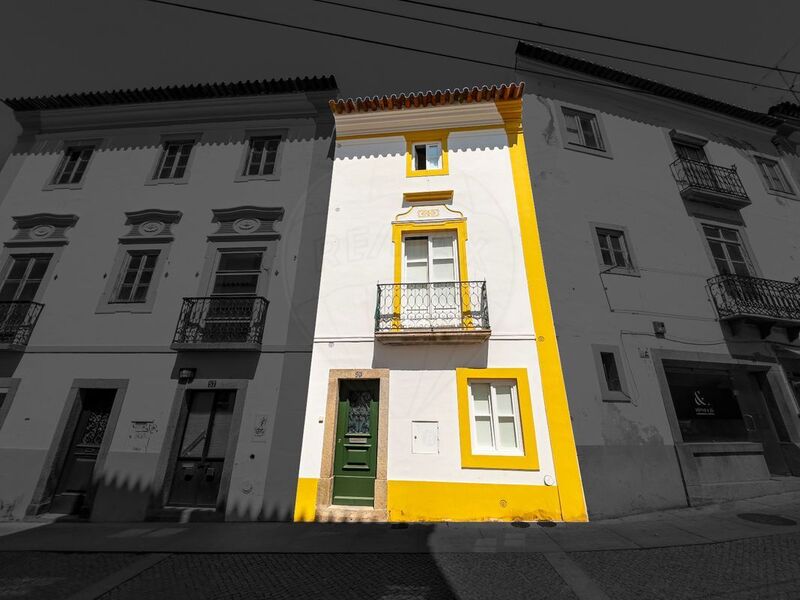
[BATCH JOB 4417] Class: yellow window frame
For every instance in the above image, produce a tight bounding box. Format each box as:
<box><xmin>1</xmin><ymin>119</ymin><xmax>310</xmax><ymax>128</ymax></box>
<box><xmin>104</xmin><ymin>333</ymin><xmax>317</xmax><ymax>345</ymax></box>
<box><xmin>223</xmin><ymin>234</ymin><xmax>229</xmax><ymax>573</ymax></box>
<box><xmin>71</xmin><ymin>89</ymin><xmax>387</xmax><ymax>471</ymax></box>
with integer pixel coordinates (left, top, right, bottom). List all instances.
<box><xmin>456</xmin><ymin>367</ymin><xmax>539</xmax><ymax>471</ymax></box>
<box><xmin>391</xmin><ymin>220</ymin><xmax>473</xmax><ymax>330</ymax></box>
<box><xmin>405</xmin><ymin>131</ymin><xmax>449</xmax><ymax>177</ymax></box>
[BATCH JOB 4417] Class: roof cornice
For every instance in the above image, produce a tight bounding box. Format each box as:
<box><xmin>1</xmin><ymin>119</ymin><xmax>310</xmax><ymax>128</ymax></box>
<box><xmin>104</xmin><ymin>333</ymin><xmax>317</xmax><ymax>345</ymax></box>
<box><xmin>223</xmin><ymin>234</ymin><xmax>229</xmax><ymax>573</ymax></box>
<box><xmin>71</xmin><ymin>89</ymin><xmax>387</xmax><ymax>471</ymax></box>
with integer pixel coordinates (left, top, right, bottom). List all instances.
<box><xmin>4</xmin><ymin>75</ymin><xmax>337</xmax><ymax>112</ymax></box>
<box><xmin>330</xmin><ymin>83</ymin><xmax>523</xmax><ymax>115</ymax></box>
<box><xmin>515</xmin><ymin>43</ymin><xmax>781</xmax><ymax>129</ymax></box>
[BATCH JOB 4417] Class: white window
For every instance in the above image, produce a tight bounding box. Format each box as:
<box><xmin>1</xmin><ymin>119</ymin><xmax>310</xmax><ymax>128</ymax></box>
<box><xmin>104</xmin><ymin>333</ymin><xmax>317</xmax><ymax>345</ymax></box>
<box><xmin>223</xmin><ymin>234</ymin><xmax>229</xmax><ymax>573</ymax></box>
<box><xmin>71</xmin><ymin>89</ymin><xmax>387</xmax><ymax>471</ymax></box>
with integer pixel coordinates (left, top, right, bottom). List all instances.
<box><xmin>111</xmin><ymin>250</ymin><xmax>160</xmax><ymax>303</ymax></box>
<box><xmin>211</xmin><ymin>250</ymin><xmax>264</xmax><ymax>296</ymax></box>
<box><xmin>243</xmin><ymin>136</ymin><xmax>281</xmax><ymax>177</ymax></box>
<box><xmin>702</xmin><ymin>225</ymin><xmax>754</xmax><ymax>276</ymax></box>
<box><xmin>411</xmin><ymin>142</ymin><xmax>442</xmax><ymax>171</ymax></box>
<box><xmin>595</xmin><ymin>228</ymin><xmax>632</xmax><ymax>270</ymax></box>
<box><xmin>52</xmin><ymin>145</ymin><xmax>94</xmax><ymax>185</ymax></box>
<box><xmin>562</xmin><ymin>108</ymin><xmax>605</xmax><ymax>151</ymax></box>
<box><xmin>468</xmin><ymin>380</ymin><xmax>523</xmax><ymax>455</ymax></box>
<box><xmin>403</xmin><ymin>234</ymin><xmax>458</xmax><ymax>284</ymax></box>
<box><xmin>153</xmin><ymin>140</ymin><xmax>194</xmax><ymax>180</ymax></box>
<box><xmin>756</xmin><ymin>157</ymin><xmax>794</xmax><ymax>195</ymax></box>
<box><xmin>402</xmin><ymin>233</ymin><xmax>460</xmax><ymax>328</ymax></box>
<box><xmin>0</xmin><ymin>254</ymin><xmax>52</xmax><ymax>302</ymax></box>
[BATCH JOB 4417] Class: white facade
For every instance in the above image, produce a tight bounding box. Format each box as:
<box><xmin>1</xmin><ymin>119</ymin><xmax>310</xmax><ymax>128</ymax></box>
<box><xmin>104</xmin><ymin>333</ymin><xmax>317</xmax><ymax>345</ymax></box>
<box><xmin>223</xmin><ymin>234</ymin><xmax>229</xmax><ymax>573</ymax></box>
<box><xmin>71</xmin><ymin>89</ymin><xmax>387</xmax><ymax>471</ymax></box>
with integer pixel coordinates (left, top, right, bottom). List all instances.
<box><xmin>294</xmin><ymin>91</ymin><xmax>587</xmax><ymax>522</ymax></box>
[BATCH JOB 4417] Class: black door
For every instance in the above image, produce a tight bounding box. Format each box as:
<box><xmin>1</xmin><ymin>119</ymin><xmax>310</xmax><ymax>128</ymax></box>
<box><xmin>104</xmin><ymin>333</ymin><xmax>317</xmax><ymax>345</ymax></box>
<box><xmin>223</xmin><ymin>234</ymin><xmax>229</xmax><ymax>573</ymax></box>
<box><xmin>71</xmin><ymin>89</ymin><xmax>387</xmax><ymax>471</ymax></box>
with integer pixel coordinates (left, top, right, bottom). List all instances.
<box><xmin>168</xmin><ymin>390</ymin><xmax>235</xmax><ymax>508</ymax></box>
<box><xmin>51</xmin><ymin>389</ymin><xmax>116</xmax><ymax>514</ymax></box>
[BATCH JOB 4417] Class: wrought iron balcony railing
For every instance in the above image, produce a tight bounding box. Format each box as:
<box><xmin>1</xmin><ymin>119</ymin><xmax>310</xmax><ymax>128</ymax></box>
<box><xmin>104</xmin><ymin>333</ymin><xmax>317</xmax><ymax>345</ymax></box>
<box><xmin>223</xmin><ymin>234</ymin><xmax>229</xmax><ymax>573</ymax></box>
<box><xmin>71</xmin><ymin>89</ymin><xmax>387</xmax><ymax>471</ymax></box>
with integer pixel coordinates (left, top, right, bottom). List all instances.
<box><xmin>670</xmin><ymin>158</ymin><xmax>749</xmax><ymax>206</ymax></box>
<box><xmin>0</xmin><ymin>301</ymin><xmax>44</xmax><ymax>349</ymax></box>
<box><xmin>375</xmin><ymin>281</ymin><xmax>490</xmax><ymax>340</ymax></box>
<box><xmin>708</xmin><ymin>274</ymin><xmax>800</xmax><ymax>339</ymax></box>
<box><xmin>171</xmin><ymin>296</ymin><xmax>268</xmax><ymax>349</ymax></box>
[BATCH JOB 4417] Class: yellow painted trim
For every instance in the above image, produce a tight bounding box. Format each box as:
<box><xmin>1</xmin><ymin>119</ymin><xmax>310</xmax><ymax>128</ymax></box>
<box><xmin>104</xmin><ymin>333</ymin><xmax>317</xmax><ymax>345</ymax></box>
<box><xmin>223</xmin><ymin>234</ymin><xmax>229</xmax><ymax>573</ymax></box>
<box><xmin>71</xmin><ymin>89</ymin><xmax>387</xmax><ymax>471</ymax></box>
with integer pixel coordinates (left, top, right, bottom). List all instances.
<box><xmin>293</xmin><ymin>477</ymin><xmax>318</xmax><ymax>522</ymax></box>
<box><xmin>391</xmin><ymin>219</ymin><xmax>470</xmax><ymax>330</ymax></box>
<box><xmin>497</xmin><ymin>99</ymin><xmax>588</xmax><ymax>521</ymax></box>
<box><xmin>387</xmin><ymin>480</ymin><xmax>561</xmax><ymax>522</ymax></box>
<box><xmin>456</xmin><ymin>368</ymin><xmax>539</xmax><ymax>470</ymax></box>
<box><xmin>403</xmin><ymin>190</ymin><xmax>454</xmax><ymax>203</ymax></box>
<box><xmin>405</xmin><ymin>131</ymin><xmax>449</xmax><ymax>177</ymax></box>
<box><xmin>336</xmin><ymin>123</ymin><xmax>503</xmax><ymax>142</ymax></box>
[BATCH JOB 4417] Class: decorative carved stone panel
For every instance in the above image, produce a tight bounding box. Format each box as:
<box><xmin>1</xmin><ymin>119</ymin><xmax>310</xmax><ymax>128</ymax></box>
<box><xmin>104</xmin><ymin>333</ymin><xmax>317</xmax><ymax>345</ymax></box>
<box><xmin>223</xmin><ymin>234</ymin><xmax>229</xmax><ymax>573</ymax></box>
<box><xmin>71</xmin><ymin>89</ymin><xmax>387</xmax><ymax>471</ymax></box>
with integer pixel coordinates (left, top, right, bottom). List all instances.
<box><xmin>6</xmin><ymin>213</ymin><xmax>79</xmax><ymax>247</ymax></box>
<box><xmin>209</xmin><ymin>206</ymin><xmax>283</xmax><ymax>241</ymax></box>
<box><xmin>120</xmin><ymin>209</ymin><xmax>182</xmax><ymax>244</ymax></box>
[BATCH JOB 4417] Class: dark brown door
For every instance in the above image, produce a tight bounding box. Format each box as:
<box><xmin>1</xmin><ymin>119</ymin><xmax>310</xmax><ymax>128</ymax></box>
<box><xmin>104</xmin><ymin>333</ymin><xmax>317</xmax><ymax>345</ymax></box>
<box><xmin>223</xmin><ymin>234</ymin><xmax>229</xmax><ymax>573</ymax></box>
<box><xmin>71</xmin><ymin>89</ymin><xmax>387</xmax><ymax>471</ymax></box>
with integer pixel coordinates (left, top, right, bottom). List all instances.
<box><xmin>168</xmin><ymin>390</ymin><xmax>234</xmax><ymax>508</ymax></box>
<box><xmin>50</xmin><ymin>389</ymin><xmax>116</xmax><ymax>514</ymax></box>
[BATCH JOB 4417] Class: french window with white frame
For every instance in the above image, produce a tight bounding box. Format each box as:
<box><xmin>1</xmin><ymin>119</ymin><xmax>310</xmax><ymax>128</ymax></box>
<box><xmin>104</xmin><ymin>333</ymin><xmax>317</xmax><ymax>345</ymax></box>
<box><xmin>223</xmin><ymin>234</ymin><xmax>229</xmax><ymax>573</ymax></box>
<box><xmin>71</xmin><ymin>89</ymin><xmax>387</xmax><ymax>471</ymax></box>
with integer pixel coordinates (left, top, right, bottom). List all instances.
<box><xmin>755</xmin><ymin>157</ymin><xmax>794</xmax><ymax>195</ymax></box>
<box><xmin>153</xmin><ymin>140</ymin><xmax>194</xmax><ymax>181</ymax></box>
<box><xmin>468</xmin><ymin>380</ymin><xmax>524</xmax><ymax>455</ymax></box>
<box><xmin>242</xmin><ymin>135</ymin><xmax>281</xmax><ymax>177</ymax></box>
<box><xmin>51</xmin><ymin>145</ymin><xmax>94</xmax><ymax>186</ymax></box>
<box><xmin>561</xmin><ymin>107</ymin><xmax>605</xmax><ymax>151</ymax></box>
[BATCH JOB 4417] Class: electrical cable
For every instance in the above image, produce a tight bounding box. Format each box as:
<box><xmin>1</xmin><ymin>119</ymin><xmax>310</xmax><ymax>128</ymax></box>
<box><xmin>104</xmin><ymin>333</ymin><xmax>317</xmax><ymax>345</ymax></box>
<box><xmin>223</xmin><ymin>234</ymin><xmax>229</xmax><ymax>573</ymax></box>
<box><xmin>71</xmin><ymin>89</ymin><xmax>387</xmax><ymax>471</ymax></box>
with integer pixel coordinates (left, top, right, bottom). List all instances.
<box><xmin>309</xmin><ymin>0</ymin><xmax>793</xmax><ymax>93</ymax></box>
<box><xmin>395</xmin><ymin>0</ymin><xmax>800</xmax><ymax>76</ymax></box>
<box><xmin>136</xmin><ymin>0</ymin><xmax>791</xmax><ymax>109</ymax></box>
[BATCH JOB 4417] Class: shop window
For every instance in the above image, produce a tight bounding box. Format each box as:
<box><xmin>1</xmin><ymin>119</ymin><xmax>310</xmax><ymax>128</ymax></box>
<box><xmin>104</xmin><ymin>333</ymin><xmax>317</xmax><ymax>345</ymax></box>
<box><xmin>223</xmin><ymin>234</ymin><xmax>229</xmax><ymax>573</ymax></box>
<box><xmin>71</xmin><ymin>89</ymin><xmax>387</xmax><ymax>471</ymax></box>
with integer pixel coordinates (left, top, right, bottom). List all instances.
<box><xmin>665</xmin><ymin>367</ymin><xmax>749</xmax><ymax>443</ymax></box>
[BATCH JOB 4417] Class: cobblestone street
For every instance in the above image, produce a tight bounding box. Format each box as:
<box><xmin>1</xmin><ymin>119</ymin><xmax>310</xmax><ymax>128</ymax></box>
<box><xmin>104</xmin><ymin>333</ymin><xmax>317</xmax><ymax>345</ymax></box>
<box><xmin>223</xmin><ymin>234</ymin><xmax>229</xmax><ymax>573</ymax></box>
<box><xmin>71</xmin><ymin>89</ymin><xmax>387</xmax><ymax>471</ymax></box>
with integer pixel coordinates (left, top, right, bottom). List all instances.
<box><xmin>2</xmin><ymin>532</ymin><xmax>800</xmax><ymax>599</ymax></box>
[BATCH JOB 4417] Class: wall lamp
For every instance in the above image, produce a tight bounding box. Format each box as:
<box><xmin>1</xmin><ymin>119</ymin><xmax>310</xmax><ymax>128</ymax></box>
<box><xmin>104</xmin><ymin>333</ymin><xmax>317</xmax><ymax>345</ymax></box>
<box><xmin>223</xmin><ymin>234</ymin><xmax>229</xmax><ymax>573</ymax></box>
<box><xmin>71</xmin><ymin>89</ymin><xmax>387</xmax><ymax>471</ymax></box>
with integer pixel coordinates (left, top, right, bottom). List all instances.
<box><xmin>178</xmin><ymin>368</ymin><xmax>196</xmax><ymax>384</ymax></box>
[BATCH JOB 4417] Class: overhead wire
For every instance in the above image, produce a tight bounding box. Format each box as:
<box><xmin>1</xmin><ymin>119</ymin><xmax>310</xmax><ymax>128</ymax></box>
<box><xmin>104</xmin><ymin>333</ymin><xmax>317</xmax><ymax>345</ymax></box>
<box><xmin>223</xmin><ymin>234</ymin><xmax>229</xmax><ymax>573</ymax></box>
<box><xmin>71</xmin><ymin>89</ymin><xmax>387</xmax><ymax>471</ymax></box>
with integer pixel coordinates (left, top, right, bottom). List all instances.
<box><xmin>396</xmin><ymin>0</ymin><xmax>800</xmax><ymax>76</ymax></box>
<box><xmin>309</xmin><ymin>0</ymin><xmax>792</xmax><ymax>93</ymax></box>
<box><xmin>137</xmin><ymin>0</ymin><xmax>794</xmax><ymax>110</ymax></box>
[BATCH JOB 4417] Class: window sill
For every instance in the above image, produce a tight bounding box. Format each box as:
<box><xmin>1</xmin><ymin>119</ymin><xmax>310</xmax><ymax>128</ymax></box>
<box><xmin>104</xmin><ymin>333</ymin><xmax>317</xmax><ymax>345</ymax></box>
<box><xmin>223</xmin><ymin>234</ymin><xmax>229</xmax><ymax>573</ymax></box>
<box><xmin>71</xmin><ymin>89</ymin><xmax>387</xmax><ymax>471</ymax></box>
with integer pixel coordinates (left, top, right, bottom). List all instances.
<box><xmin>563</xmin><ymin>143</ymin><xmax>613</xmax><ymax>160</ymax></box>
<box><xmin>407</xmin><ymin>168</ymin><xmax>449</xmax><ymax>178</ymax></box>
<box><xmin>42</xmin><ymin>183</ymin><xmax>85</xmax><ymax>191</ymax></box>
<box><xmin>461</xmin><ymin>453</ymin><xmax>539</xmax><ymax>471</ymax></box>
<box><xmin>601</xmin><ymin>391</ymin><xmax>631</xmax><ymax>402</ymax></box>
<box><xmin>601</xmin><ymin>267</ymin><xmax>641</xmax><ymax>277</ymax></box>
<box><xmin>765</xmin><ymin>188</ymin><xmax>798</xmax><ymax>201</ymax></box>
<box><xmin>233</xmin><ymin>174</ymin><xmax>281</xmax><ymax>183</ymax></box>
<box><xmin>145</xmin><ymin>179</ymin><xmax>190</xmax><ymax>186</ymax></box>
<box><xmin>95</xmin><ymin>302</ymin><xmax>154</xmax><ymax>314</ymax></box>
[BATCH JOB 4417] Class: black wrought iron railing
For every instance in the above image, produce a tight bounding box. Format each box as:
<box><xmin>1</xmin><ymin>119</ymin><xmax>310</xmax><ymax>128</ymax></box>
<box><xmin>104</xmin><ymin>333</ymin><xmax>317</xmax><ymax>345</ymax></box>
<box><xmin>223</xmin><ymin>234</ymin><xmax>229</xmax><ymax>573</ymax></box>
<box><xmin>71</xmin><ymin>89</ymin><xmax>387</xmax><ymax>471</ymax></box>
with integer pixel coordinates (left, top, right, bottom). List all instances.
<box><xmin>375</xmin><ymin>281</ymin><xmax>490</xmax><ymax>333</ymax></box>
<box><xmin>708</xmin><ymin>275</ymin><xmax>800</xmax><ymax>322</ymax></box>
<box><xmin>172</xmin><ymin>296</ymin><xmax>268</xmax><ymax>346</ymax></box>
<box><xmin>670</xmin><ymin>158</ymin><xmax>749</xmax><ymax>201</ymax></box>
<box><xmin>0</xmin><ymin>301</ymin><xmax>44</xmax><ymax>347</ymax></box>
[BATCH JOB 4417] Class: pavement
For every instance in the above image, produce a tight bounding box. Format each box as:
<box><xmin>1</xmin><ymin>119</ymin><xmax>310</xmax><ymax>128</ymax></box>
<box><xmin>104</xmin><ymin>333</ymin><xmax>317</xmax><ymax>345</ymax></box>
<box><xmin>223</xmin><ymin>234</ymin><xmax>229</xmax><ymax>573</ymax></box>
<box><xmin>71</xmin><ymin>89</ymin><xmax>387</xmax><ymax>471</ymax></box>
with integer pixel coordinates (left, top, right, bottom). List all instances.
<box><xmin>0</xmin><ymin>491</ymin><xmax>799</xmax><ymax>599</ymax></box>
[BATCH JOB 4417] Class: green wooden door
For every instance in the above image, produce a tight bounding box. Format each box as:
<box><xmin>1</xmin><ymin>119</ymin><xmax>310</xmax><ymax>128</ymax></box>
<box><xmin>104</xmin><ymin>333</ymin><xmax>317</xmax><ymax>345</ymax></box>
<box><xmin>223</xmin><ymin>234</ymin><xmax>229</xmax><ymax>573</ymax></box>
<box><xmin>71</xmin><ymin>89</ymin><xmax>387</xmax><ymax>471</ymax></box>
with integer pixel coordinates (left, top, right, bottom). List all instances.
<box><xmin>332</xmin><ymin>384</ymin><xmax>379</xmax><ymax>506</ymax></box>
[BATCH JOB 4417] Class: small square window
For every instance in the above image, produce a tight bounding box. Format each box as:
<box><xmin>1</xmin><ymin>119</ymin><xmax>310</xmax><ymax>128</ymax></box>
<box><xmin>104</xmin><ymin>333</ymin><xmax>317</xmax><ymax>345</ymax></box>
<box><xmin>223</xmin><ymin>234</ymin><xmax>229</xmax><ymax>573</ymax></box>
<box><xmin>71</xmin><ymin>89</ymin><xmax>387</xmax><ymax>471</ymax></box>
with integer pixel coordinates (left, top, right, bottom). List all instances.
<box><xmin>755</xmin><ymin>157</ymin><xmax>794</xmax><ymax>195</ymax></box>
<box><xmin>412</xmin><ymin>142</ymin><xmax>442</xmax><ymax>171</ymax></box>
<box><xmin>111</xmin><ymin>250</ymin><xmax>160</xmax><ymax>303</ymax></box>
<box><xmin>51</xmin><ymin>145</ymin><xmax>94</xmax><ymax>186</ymax></box>
<box><xmin>595</xmin><ymin>228</ymin><xmax>632</xmax><ymax>270</ymax></box>
<box><xmin>562</xmin><ymin>108</ymin><xmax>605</xmax><ymax>151</ymax></box>
<box><xmin>243</xmin><ymin>136</ymin><xmax>281</xmax><ymax>177</ymax></box>
<box><xmin>592</xmin><ymin>345</ymin><xmax>630</xmax><ymax>402</ymax></box>
<box><xmin>153</xmin><ymin>140</ymin><xmax>195</xmax><ymax>181</ymax></box>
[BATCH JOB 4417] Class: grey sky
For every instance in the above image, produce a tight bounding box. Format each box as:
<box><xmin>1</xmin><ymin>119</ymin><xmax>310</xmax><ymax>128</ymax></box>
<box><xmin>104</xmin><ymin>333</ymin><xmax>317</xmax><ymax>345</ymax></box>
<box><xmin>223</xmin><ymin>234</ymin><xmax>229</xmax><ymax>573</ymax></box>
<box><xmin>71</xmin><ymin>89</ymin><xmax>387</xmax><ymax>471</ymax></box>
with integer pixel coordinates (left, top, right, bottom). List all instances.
<box><xmin>1</xmin><ymin>0</ymin><xmax>799</xmax><ymax>160</ymax></box>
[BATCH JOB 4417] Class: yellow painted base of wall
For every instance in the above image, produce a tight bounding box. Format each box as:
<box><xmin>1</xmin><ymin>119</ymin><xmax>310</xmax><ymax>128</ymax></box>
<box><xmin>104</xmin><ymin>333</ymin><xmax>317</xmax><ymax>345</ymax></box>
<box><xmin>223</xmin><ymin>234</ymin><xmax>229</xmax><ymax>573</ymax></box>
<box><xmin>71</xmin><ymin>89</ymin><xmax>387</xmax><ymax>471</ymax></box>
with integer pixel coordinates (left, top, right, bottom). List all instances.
<box><xmin>293</xmin><ymin>477</ymin><xmax>319</xmax><ymax>522</ymax></box>
<box><xmin>387</xmin><ymin>480</ymin><xmax>564</xmax><ymax>522</ymax></box>
<box><xmin>293</xmin><ymin>478</ymin><xmax>586</xmax><ymax>522</ymax></box>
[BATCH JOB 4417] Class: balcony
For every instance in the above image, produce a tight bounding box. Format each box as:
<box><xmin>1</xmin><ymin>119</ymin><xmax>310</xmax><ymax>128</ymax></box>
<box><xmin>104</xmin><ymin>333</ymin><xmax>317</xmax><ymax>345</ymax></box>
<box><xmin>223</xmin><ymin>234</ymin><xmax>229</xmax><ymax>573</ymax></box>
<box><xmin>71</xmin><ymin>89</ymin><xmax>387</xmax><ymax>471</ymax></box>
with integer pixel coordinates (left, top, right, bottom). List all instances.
<box><xmin>670</xmin><ymin>158</ymin><xmax>750</xmax><ymax>209</ymax></box>
<box><xmin>171</xmin><ymin>296</ymin><xmax>268</xmax><ymax>351</ymax></box>
<box><xmin>375</xmin><ymin>281</ymin><xmax>490</xmax><ymax>344</ymax></box>
<box><xmin>0</xmin><ymin>301</ymin><xmax>44</xmax><ymax>350</ymax></box>
<box><xmin>708</xmin><ymin>274</ymin><xmax>800</xmax><ymax>341</ymax></box>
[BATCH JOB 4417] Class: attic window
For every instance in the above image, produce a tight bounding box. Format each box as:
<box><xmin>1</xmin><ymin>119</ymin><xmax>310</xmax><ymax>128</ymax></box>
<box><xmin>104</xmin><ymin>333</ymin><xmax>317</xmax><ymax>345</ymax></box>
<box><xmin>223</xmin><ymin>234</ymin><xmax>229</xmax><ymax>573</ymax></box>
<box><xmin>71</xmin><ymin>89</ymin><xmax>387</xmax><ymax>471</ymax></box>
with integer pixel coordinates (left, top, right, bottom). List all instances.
<box><xmin>412</xmin><ymin>142</ymin><xmax>442</xmax><ymax>171</ymax></box>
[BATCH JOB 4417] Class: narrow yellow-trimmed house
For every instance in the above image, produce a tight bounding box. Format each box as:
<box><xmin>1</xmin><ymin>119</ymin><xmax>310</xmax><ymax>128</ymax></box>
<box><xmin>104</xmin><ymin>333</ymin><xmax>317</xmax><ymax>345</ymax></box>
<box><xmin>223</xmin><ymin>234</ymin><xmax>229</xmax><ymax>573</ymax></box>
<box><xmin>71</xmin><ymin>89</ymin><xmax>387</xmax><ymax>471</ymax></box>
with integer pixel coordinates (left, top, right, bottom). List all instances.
<box><xmin>293</xmin><ymin>83</ymin><xmax>588</xmax><ymax>522</ymax></box>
